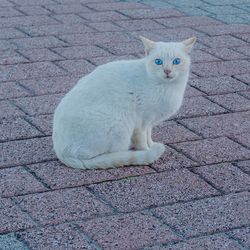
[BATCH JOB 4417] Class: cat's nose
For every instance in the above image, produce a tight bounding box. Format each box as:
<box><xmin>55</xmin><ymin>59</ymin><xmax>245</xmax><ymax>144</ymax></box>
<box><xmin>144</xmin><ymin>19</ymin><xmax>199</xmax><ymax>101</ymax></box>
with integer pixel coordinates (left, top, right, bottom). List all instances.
<box><xmin>164</xmin><ymin>69</ymin><xmax>172</xmax><ymax>75</ymax></box>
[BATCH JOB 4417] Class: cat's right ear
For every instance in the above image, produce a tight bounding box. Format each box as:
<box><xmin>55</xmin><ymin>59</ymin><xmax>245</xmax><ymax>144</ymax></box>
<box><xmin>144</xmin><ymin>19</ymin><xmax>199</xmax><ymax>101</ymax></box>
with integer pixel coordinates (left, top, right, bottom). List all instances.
<box><xmin>140</xmin><ymin>36</ymin><xmax>155</xmax><ymax>56</ymax></box>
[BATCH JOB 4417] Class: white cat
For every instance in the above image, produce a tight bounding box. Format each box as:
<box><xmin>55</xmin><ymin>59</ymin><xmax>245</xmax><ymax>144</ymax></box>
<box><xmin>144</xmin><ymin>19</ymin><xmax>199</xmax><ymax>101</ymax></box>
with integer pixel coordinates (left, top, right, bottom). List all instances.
<box><xmin>52</xmin><ymin>36</ymin><xmax>196</xmax><ymax>169</ymax></box>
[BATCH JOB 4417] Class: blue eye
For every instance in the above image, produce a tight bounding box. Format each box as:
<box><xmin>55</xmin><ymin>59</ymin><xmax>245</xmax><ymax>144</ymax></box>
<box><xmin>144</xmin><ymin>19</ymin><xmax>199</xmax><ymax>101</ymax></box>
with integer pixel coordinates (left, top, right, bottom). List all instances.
<box><xmin>155</xmin><ymin>58</ymin><xmax>163</xmax><ymax>65</ymax></box>
<box><xmin>173</xmin><ymin>58</ymin><xmax>181</xmax><ymax>65</ymax></box>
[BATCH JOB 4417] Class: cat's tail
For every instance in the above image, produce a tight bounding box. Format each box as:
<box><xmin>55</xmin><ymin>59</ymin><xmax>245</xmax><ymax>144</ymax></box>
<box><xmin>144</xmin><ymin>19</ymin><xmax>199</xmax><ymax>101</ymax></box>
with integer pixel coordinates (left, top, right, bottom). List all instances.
<box><xmin>59</xmin><ymin>143</ymin><xmax>165</xmax><ymax>169</ymax></box>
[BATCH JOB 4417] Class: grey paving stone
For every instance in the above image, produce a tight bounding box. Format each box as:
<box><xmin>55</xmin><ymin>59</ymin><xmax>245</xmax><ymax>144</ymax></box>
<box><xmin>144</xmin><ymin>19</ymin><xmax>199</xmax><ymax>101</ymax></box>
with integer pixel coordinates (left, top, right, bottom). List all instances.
<box><xmin>16</xmin><ymin>224</ymin><xmax>94</xmax><ymax>250</ymax></box>
<box><xmin>52</xmin><ymin>14</ymin><xmax>86</xmax><ymax>24</ymax></box>
<box><xmin>78</xmin><ymin>212</ymin><xmax>180</xmax><ymax>249</ymax></box>
<box><xmin>0</xmin><ymin>166</ymin><xmax>47</xmax><ymax>197</ymax></box>
<box><xmin>193</xmin><ymin>163</ymin><xmax>250</xmax><ymax>193</ymax></box>
<box><xmin>174</xmin><ymin>137</ymin><xmax>250</xmax><ymax>165</ymax></box>
<box><xmin>236</xmin><ymin>160</ymin><xmax>250</xmax><ymax>174</ymax></box>
<box><xmin>0</xmin><ymin>101</ymin><xmax>25</xmax><ymax>119</ymax></box>
<box><xmin>152</xmin><ymin>192</ymin><xmax>250</xmax><ymax>237</ymax></box>
<box><xmin>27</xmin><ymin>114</ymin><xmax>53</xmax><ymax>136</ymax></box>
<box><xmin>0</xmin><ymin>233</ymin><xmax>28</xmax><ymax>250</ymax></box>
<box><xmin>15</xmin><ymin>187</ymin><xmax>112</xmax><ymax>225</ymax></box>
<box><xmin>0</xmin><ymin>81</ymin><xmax>30</xmax><ymax>100</ymax></box>
<box><xmin>89</xmin><ymin>169</ymin><xmax>218</xmax><ymax>212</ymax></box>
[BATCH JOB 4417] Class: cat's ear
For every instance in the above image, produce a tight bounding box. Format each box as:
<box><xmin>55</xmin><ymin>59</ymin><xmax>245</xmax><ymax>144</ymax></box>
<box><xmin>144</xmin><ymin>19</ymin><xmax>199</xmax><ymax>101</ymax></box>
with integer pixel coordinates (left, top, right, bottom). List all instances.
<box><xmin>140</xmin><ymin>36</ymin><xmax>155</xmax><ymax>55</ymax></box>
<box><xmin>182</xmin><ymin>37</ymin><xmax>196</xmax><ymax>53</ymax></box>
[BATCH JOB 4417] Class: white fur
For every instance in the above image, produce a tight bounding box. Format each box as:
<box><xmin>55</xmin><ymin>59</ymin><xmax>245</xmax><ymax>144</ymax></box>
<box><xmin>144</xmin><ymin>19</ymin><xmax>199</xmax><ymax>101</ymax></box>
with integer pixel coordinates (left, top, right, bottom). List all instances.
<box><xmin>52</xmin><ymin>37</ymin><xmax>195</xmax><ymax>169</ymax></box>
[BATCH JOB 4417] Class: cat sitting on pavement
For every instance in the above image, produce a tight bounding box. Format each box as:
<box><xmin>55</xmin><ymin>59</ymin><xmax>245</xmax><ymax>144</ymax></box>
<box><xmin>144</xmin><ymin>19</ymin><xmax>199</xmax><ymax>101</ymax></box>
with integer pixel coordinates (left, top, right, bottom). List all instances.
<box><xmin>53</xmin><ymin>36</ymin><xmax>196</xmax><ymax>169</ymax></box>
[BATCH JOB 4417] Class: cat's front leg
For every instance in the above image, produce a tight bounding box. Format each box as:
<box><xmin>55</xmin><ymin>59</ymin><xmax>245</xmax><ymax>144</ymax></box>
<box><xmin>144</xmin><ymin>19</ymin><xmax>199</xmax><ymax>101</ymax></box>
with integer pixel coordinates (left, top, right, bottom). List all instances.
<box><xmin>147</xmin><ymin>127</ymin><xmax>154</xmax><ymax>147</ymax></box>
<box><xmin>132</xmin><ymin>128</ymin><xmax>149</xmax><ymax>150</ymax></box>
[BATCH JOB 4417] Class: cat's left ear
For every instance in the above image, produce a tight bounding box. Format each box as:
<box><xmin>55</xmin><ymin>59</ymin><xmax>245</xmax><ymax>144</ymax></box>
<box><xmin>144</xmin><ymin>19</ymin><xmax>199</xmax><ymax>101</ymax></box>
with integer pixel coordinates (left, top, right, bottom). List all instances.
<box><xmin>140</xmin><ymin>36</ymin><xmax>155</xmax><ymax>56</ymax></box>
<box><xmin>182</xmin><ymin>37</ymin><xmax>197</xmax><ymax>53</ymax></box>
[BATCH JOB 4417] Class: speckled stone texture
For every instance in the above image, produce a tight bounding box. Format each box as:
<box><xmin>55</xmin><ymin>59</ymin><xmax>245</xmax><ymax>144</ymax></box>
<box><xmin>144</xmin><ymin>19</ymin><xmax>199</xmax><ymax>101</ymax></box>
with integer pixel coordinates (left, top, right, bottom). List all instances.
<box><xmin>1</xmin><ymin>0</ymin><xmax>250</xmax><ymax>248</ymax></box>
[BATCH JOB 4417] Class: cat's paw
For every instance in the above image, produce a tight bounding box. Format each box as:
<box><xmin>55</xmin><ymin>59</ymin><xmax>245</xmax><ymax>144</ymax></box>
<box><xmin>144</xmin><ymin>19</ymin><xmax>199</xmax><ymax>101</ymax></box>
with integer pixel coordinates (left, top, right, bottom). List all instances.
<box><xmin>149</xmin><ymin>143</ymin><xmax>165</xmax><ymax>161</ymax></box>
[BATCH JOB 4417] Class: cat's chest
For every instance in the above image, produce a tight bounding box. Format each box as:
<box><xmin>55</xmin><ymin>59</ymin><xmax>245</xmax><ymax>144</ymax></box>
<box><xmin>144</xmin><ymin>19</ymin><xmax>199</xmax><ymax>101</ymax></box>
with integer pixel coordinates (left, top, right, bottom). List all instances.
<box><xmin>138</xmin><ymin>84</ymin><xmax>185</xmax><ymax>123</ymax></box>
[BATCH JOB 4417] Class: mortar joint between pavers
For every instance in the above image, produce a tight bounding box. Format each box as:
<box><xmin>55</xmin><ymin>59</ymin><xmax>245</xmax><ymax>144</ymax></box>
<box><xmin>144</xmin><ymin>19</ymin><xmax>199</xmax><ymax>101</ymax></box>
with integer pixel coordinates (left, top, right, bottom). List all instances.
<box><xmin>72</xmin><ymin>222</ymin><xmax>103</xmax><ymax>250</ymax></box>
<box><xmin>144</xmin><ymin>208</ymin><xmax>186</xmax><ymax>240</ymax></box>
<box><xmin>85</xmin><ymin>186</ymin><xmax>119</xmax><ymax>213</ymax></box>
<box><xmin>226</xmin><ymin>135</ymin><xmax>250</xmax><ymax>151</ymax></box>
<box><xmin>204</xmin><ymin>95</ymin><xmax>233</xmax><ymax>113</ymax></box>
<box><xmin>232</xmin><ymin>162</ymin><xmax>250</xmax><ymax>177</ymax></box>
<box><xmin>224</xmin><ymin>231</ymin><xmax>249</xmax><ymax>249</ymax></box>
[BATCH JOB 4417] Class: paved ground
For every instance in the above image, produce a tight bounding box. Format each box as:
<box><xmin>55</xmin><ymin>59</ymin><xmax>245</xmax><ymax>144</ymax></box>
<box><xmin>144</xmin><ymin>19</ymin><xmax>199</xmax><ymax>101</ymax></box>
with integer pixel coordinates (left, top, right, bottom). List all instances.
<box><xmin>0</xmin><ymin>0</ymin><xmax>250</xmax><ymax>249</ymax></box>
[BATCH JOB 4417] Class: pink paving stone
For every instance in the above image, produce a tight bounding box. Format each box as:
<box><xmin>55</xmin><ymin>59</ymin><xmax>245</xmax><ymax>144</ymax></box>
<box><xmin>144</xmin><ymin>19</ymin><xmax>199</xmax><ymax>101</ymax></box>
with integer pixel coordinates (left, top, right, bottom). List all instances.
<box><xmin>79</xmin><ymin>11</ymin><xmax>129</xmax><ymax>22</ymax></box>
<box><xmin>86</xmin><ymin>2</ymin><xmax>149</xmax><ymax>11</ymax></box>
<box><xmin>16</xmin><ymin>223</ymin><xmax>93</xmax><ymax>249</ymax></box>
<box><xmin>152</xmin><ymin>121</ymin><xmax>200</xmax><ymax>144</ymax></box>
<box><xmin>204</xmin><ymin>47</ymin><xmax>248</xmax><ymax>60</ymax></box>
<box><xmin>230</xmin><ymin>33</ymin><xmax>250</xmax><ymax>43</ymax></box>
<box><xmin>44</xmin><ymin>4</ymin><xmax>91</xmax><ymax>14</ymax></box>
<box><xmin>58</xmin><ymin>32</ymin><xmax>136</xmax><ymax>46</ymax></box>
<box><xmin>18</xmin><ymin>48</ymin><xmax>64</xmax><ymax>62</ymax></box>
<box><xmin>0</xmin><ymin>198</ymin><xmax>35</xmax><ymax>233</ymax></box>
<box><xmin>0</xmin><ymin>50</ymin><xmax>29</xmax><ymax>65</ymax></box>
<box><xmin>16</xmin><ymin>6</ymin><xmax>52</xmax><ymax>15</ymax></box>
<box><xmin>150</xmin><ymin>27</ymin><xmax>206</xmax><ymax>43</ymax></box>
<box><xmin>152</xmin><ymin>145</ymin><xmax>197</xmax><ymax>172</ymax></box>
<box><xmin>0</xmin><ymin>15</ymin><xmax>59</xmax><ymax>28</ymax></box>
<box><xmin>174</xmin><ymin>137</ymin><xmax>250</xmax><ymax>165</ymax></box>
<box><xmin>155</xmin><ymin>16</ymin><xmax>222</xmax><ymax>28</ymax></box>
<box><xmin>115</xmin><ymin>19</ymin><xmax>165</xmax><ymax>31</ymax></box>
<box><xmin>0</xmin><ymin>101</ymin><xmax>25</xmax><ymax>119</ymax></box>
<box><xmin>11</xmin><ymin>36</ymin><xmax>67</xmax><ymax>49</ymax></box>
<box><xmin>184</xmin><ymin>85</ymin><xmax>204</xmax><ymax>97</ymax></box>
<box><xmin>236</xmin><ymin>160</ymin><xmax>250</xmax><ymax>174</ymax></box>
<box><xmin>15</xmin><ymin>187</ymin><xmax>112</xmax><ymax>225</ymax></box>
<box><xmin>11</xmin><ymin>0</ymin><xmax>55</xmax><ymax>5</ymax></box>
<box><xmin>231</xmin><ymin>133</ymin><xmax>250</xmax><ymax>148</ymax></box>
<box><xmin>234</xmin><ymin>74</ymin><xmax>250</xmax><ymax>84</ymax></box>
<box><xmin>233</xmin><ymin>46</ymin><xmax>250</xmax><ymax>57</ymax></box>
<box><xmin>0</xmin><ymin>137</ymin><xmax>56</xmax><ymax>168</ymax></box>
<box><xmin>119</xmin><ymin>8</ymin><xmax>183</xmax><ymax>19</ymax></box>
<box><xmin>179</xmin><ymin>111</ymin><xmax>250</xmax><ymax>138</ymax></box>
<box><xmin>14</xmin><ymin>93</ymin><xmax>63</xmax><ymax>116</ymax></box>
<box><xmin>56</xmin><ymin>59</ymin><xmax>95</xmax><ymax>75</ymax></box>
<box><xmin>90</xmin><ymin>54</ymin><xmax>137</xmax><ymax>66</ymax></box>
<box><xmin>18</xmin><ymin>76</ymin><xmax>78</xmax><ymax>95</ymax></box>
<box><xmin>78</xmin><ymin>212</ymin><xmax>180</xmax><ymax>249</ymax></box>
<box><xmin>89</xmin><ymin>169</ymin><xmax>218</xmax><ymax>212</ymax></box>
<box><xmin>0</xmin><ymin>117</ymin><xmax>42</xmax><ymax>142</ymax></box>
<box><xmin>149</xmin><ymin>234</ymin><xmax>242</xmax><ymax>250</ymax></box>
<box><xmin>21</xmin><ymin>23</ymin><xmax>94</xmax><ymax>36</ymax></box>
<box><xmin>176</xmin><ymin>96</ymin><xmax>226</xmax><ymax>119</ymax></box>
<box><xmin>0</xmin><ymin>81</ymin><xmax>30</xmax><ymax>100</ymax></box>
<box><xmin>189</xmin><ymin>76</ymin><xmax>249</xmax><ymax>95</ymax></box>
<box><xmin>193</xmin><ymin>163</ymin><xmax>250</xmax><ymax>193</ymax></box>
<box><xmin>0</xmin><ymin>27</ymin><xmax>27</xmax><ymax>39</ymax></box>
<box><xmin>198</xmin><ymin>35</ymin><xmax>248</xmax><ymax>48</ymax></box>
<box><xmin>192</xmin><ymin>60</ymin><xmax>250</xmax><ymax>77</ymax></box>
<box><xmin>27</xmin><ymin>114</ymin><xmax>53</xmax><ymax>135</ymax></box>
<box><xmin>27</xmin><ymin>160</ymin><xmax>115</xmax><ymax>189</ymax></box>
<box><xmin>228</xmin><ymin>227</ymin><xmax>250</xmax><ymax>248</ymax></box>
<box><xmin>87</xmin><ymin>21</ymin><xmax>123</xmax><ymax>32</ymax></box>
<box><xmin>52</xmin><ymin>14</ymin><xmax>86</xmax><ymax>24</ymax></box>
<box><xmin>0</xmin><ymin>62</ymin><xmax>67</xmax><ymax>81</ymax></box>
<box><xmin>208</xmin><ymin>93</ymin><xmax>250</xmax><ymax>112</ymax></box>
<box><xmin>195</xmin><ymin>24</ymin><xmax>250</xmax><ymax>36</ymax></box>
<box><xmin>152</xmin><ymin>192</ymin><xmax>250</xmax><ymax>237</ymax></box>
<box><xmin>0</xmin><ymin>166</ymin><xmax>47</xmax><ymax>197</ymax></box>
<box><xmin>192</xmin><ymin>49</ymin><xmax>220</xmax><ymax>63</ymax></box>
<box><xmin>0</xmin><ymin>7</ymin><xmax>23</xmax><ymax>17</ymax></box>
<box><xmin>52</xmin><ymin>45</ymin><xmax>111</xmax><ymax>60</ymax></box>
<box><xmin>101</xmin><ymin>41</ymin><xmax>143</xmax><ymax>55</ymax></box>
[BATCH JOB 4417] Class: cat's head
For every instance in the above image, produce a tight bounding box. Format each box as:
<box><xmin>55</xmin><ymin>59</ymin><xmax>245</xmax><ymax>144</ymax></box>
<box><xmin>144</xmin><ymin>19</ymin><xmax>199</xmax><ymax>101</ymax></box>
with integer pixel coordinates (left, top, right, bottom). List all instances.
<box><xmin>140</xmin><ymin>36</ymin><xmax>196</xmax><ymax>83</ymax></box>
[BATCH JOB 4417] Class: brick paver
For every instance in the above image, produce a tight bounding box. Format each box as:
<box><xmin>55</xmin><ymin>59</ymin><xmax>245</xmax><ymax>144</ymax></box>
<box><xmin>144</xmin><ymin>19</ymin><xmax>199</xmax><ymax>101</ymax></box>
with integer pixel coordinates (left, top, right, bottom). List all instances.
<box><xmin>1</xmin><ymin>0</ymin><xmax>250</xmax><ymax>248</ymax></box>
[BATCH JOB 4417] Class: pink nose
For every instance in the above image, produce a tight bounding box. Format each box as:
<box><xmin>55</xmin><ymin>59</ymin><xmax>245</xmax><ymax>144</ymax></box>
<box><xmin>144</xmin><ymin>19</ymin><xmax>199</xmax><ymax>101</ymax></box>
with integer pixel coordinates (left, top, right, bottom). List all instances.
<box><xmin>164</xmin><ymin>69</ymin><xmax>172</xmax><ymax>75</ymax></box>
